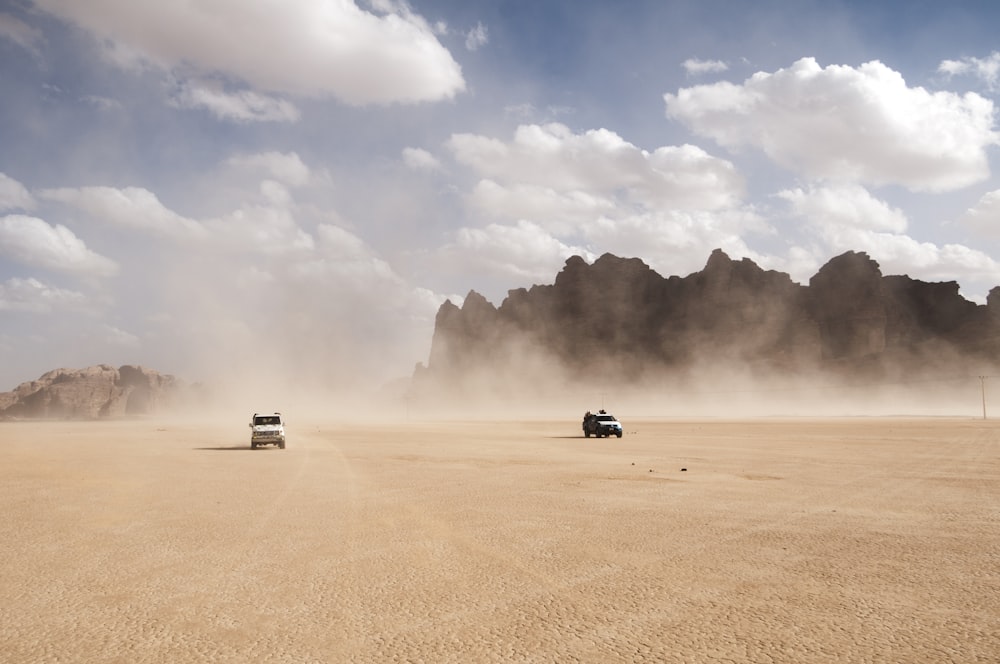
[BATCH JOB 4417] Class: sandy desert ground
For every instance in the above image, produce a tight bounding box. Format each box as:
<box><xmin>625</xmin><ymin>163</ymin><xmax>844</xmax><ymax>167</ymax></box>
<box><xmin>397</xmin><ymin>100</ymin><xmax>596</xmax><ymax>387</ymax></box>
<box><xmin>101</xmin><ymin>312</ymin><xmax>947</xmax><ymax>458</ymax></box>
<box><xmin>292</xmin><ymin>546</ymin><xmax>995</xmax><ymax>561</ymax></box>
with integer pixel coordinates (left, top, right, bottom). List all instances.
<box><xmin>1</xmin><ymin>415</ymin><xmax>998</xmax><ymax>663</ymax></box>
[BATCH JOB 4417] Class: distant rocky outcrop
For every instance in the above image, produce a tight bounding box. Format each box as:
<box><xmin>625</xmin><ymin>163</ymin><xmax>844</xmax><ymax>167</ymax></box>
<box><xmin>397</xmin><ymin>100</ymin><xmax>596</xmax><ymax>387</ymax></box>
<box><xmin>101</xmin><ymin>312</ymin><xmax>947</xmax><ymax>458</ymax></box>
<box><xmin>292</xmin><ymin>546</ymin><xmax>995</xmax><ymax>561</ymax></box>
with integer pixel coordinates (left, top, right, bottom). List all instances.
<box><xmin>414</xmin><ymin>250</ymin><xmax>1000</xmax><ymax>394</ymax></box>
<box><xmin>0</xmin><ymin>364</ymin><xmax>184</xmax><ymax>419</ymax></box>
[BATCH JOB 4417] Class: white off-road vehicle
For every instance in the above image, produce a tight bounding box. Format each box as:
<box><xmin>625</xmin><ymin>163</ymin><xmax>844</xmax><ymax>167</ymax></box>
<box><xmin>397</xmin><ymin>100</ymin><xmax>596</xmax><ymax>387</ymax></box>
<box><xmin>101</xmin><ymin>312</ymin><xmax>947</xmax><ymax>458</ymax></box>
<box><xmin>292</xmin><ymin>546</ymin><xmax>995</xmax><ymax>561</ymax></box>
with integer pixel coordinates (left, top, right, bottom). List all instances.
<box><xmin>249</xmin><ymin>412</ymin><xmax>286</xmax><ymax>449</ymax></box>
<box><xmin>582</xmin><ymin>410</ymin><xmax>623</xmax><ymax>438</ymax></box>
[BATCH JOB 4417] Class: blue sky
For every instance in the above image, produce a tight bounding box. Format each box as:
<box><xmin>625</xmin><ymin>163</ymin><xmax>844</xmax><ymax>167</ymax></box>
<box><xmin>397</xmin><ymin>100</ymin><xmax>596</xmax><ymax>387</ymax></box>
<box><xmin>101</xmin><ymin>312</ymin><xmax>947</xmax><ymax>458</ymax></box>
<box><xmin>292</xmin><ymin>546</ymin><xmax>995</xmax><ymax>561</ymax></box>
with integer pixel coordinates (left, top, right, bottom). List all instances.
<box><xmin>1</xmin><ymin>0</ymin><xmax>1000</xmax><ymax>394</ymax></box>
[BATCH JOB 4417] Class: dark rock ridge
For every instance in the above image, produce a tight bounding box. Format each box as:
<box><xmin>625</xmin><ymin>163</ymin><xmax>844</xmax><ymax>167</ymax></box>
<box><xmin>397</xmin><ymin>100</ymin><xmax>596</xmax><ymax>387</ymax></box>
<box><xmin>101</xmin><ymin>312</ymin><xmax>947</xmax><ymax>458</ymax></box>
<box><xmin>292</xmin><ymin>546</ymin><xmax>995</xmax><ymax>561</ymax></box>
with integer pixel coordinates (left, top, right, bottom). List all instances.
<box><xmin>415</xmin><ymin>250</ymin><xmax>1000</xmax><ymax>391</ymax></box>
<box><xmin>0</xmin><ymin>364</ymin><xmax>184</xmax><ymax>419</ymax></box>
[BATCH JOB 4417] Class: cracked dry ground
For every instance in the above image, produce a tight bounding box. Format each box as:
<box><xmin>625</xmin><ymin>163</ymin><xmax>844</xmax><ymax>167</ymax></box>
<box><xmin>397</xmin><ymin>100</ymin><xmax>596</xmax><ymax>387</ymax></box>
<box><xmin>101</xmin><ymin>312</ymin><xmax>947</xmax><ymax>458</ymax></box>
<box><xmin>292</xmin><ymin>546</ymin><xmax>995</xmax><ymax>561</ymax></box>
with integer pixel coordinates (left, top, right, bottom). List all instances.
<box><xmin>2</xmin><ymin>417</ymin><xmax>998</xmax><ymax>663</ymax></box>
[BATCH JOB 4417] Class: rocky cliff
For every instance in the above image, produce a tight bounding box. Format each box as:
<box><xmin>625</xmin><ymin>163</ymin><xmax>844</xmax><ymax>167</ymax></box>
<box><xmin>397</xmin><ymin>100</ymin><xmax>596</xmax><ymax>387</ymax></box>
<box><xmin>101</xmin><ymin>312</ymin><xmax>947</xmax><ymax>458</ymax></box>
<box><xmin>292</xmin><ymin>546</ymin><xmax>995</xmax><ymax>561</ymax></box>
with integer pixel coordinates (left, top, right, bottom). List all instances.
<box><xmin>0</xmin><ymin>364</ymin><xmax>184</xmax><ymax>419</ymax></box>
<box><xmin>415</xmin><ymin>250</ymin><xmax>1000</xmax><ymax>393</ymax></box>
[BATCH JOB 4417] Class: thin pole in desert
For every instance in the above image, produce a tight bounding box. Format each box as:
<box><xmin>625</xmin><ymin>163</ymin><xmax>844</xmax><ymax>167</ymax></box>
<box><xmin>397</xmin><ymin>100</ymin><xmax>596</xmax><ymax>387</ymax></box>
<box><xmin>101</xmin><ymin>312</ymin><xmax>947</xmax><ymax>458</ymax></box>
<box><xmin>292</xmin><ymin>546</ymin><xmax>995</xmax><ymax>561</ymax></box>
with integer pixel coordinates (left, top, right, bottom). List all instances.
<box><xmin>980</xmin><ymin>375</ymin><xmax>988</xmax><ymax>420</ymax></box>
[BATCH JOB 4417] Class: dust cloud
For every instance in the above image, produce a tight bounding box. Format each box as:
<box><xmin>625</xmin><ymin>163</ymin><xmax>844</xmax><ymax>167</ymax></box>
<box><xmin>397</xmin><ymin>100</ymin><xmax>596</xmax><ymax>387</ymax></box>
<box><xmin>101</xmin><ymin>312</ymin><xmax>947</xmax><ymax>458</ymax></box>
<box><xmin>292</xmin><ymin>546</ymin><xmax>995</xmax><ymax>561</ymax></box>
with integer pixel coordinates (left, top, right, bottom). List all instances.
<box><xmin>402</xmin><ymin>329</ymin><xmax>998</xmax><ymax>421</ymax></box>
<box><xmin>14</xmin><ymin>279</ymin><xmax>993</xmax><ymax>425</ymax></box>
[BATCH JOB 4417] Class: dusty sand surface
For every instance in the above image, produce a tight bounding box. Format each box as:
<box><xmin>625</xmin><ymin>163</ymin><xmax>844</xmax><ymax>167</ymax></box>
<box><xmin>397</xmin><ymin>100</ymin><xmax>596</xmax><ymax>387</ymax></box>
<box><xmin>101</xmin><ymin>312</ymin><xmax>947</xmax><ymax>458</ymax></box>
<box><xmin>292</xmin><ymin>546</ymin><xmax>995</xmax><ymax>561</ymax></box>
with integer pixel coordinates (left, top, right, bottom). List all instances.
<box><xmin>1</xmin><ymin>416</ymin><xmax>998</xmax><ymax>663</ymax></box>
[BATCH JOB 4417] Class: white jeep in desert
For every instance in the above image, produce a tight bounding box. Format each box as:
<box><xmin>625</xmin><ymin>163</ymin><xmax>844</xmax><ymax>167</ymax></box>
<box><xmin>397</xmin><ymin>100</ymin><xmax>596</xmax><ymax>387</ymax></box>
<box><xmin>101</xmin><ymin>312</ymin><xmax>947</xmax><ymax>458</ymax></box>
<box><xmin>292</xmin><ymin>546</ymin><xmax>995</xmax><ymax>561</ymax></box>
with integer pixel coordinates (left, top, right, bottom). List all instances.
<box><xmin>582</xmin><ymin>410</ymin><xmax>623</xmax><ymax>438</ymax></box>
<box><xmin>249</xmin><ymin>412</ymin><xmax>286</xmax><ymax>449</ymax></box>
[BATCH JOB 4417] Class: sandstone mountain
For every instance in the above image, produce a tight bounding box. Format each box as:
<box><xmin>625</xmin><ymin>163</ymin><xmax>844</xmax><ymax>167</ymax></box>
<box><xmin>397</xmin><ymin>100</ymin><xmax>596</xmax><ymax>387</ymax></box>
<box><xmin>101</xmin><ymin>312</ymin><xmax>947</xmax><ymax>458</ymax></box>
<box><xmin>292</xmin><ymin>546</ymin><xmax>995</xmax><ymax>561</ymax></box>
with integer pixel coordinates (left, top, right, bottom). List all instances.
<box><xmin>413</xmin><ymin>250</ymin><xmax>1000</xmax><ymax>395</ymax></box>
<box><xmin>0</xmin><ymin>364</ymin><xmax>184</xmax><ymax>419</ymax></box>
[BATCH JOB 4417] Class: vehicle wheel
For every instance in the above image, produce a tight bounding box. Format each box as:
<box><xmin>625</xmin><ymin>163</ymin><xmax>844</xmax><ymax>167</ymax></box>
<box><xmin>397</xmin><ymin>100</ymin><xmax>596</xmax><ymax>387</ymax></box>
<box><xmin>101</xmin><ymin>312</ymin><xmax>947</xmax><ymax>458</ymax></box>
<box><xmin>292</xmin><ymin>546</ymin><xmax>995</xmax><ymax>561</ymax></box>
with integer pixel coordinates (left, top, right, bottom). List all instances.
<box><xmin>616</xmin><ymin>432</ymin><xmax>622</xmax><ymax>438</ymax></box>
<box><xmin>279</xmin><ymin>440</ymin><xmax>285</xmax><ymax>449</ymax></box>
<box><xmin>251</xmin><ymin>441</ymin><xmax>257</xmax><ymax>449</ymax></box>
<box><xmin>584</xmin><ymin>430</ymin><xmax>590</xmax><ymax>438</ymax></box>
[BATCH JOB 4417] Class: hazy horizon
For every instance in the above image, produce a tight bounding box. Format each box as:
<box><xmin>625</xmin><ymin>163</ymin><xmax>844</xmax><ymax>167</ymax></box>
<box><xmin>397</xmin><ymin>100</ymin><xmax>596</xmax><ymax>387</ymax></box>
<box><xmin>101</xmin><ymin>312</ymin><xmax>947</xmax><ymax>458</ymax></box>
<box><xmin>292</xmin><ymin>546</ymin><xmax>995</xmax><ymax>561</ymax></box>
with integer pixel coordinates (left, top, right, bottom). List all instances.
<box><xmin>2</xmin><ymin>1</ymin><xmax>1000</xmax><ymax>394</ymax></box>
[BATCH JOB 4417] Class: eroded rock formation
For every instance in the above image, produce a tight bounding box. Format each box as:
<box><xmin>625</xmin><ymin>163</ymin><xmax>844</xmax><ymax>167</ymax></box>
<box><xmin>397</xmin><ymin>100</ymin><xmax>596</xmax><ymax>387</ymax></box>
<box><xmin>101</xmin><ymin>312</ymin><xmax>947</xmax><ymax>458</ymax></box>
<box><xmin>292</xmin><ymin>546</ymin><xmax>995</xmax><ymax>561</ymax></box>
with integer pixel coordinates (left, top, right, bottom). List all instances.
<box><xmin>0</xmin><ymin>364</ymin><xmax>183</xmax><ymax>419</ymax></box>
<box><xmin>415</xmin><ymin>250</ymin><xmax>1000</xmax><ymax>393</ymax></box>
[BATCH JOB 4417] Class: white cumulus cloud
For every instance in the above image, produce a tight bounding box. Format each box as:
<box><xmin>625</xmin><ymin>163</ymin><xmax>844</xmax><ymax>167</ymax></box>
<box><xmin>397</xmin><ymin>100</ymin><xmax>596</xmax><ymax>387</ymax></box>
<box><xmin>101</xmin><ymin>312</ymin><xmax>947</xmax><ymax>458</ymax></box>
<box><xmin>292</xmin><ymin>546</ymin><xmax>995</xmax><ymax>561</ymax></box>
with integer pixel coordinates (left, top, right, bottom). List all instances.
<box><xmin>466</xmin><ymin>180</ymin><xmax>615</xmax><ymax>235</ymax></box>
<box><xmin>402</xmin><ymin>147</ymin><xmax>442</xmax><ymax>171</ymax></box>
<box><xmin>441</xmin><ymin>123</ymin><xmax>767</xmax><ymax>284</ymax></box>
<box><xmin>448</xmin><ymin>123</ymin><xmax>743</xmax><ymax>212</ymax></box>
<box><xmin>958</xmin><ymin>189</ymin><xmax>1000</xmax><ymax>237</ymax></box>
<box><xmin>465</xmin><ymin>22</ymin><xmax>488</xmax><ymax>51</ymax></box>
<box><xmin>169</xmin><ymin>80</ymin><xmax>300</xmax><ymax>123</ymax></box>
<box><xmin>226</xmin><ymin>151</ymin><xmax>313</xmax><ymax>187</ymax></box>
<box><xmin>778</xmin><ymin>184</ymin><xmax>1000</xmax><ymax>288</ymax></box>
<box><xmin>665</xmin><ymin>57</ymin><xmax>998</xmax><ymax>192</ymax></box>
<box><xmin>683</xmin><ymin>58</ymin><xmax>728</xmax><ymax>75</ymax></box>
<box><xmin>206</xmin><ymin>204</ymin><xmax>315</xmax><ymax>255</ymax></box>
<box><xmin>449</xmin><ymin>219</ymin><xmax>593</xmax><ymax>282</ymax></box>
<box><xmin>39</xmin><ymin>186</ymin><xmax>207</xmax><ymax>240</ymax></box>
<box><xmin>939</xmin><ymin>51</ymin><xmax>1000</xmax><ymax>91</ymax></box>
<box><xmin>0</xmin><ymin>215</ymin><xmax>118</xmax><ymax>277</ymax></box>
<box><xmin>581</xmin><ymin>208</ymin><xmax>767</xmax><ymax>274</ymax></box>
<box><xmin>34</xmin><ymin>0</ymin><xmax>465</xmax><ymax>105</ymax></box>
<box><xmin>0</xmin><ymin>173</ymin><xmax>35</xmax><ymax>211</ymax></box>
<box><xmin>0</xmin><ymin>277</ymin><xmax>88</xmax><ymax>313</ymax></box>
<box><xmin>777</xmin><ymin>183</ymin><xmax>909</xmax><ymax>234</ymax></box>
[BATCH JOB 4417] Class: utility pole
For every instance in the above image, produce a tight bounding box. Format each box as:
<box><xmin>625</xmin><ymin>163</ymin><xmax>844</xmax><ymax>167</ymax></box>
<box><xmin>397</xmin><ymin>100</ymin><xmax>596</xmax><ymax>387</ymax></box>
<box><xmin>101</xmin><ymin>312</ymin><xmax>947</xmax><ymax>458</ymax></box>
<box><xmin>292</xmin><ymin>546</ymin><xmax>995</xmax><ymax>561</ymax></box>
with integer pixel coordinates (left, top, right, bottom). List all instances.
<box><xmin>980</xmin><ymin>376</ymin><xmax>988</xmax><ymax>420</ymax></box>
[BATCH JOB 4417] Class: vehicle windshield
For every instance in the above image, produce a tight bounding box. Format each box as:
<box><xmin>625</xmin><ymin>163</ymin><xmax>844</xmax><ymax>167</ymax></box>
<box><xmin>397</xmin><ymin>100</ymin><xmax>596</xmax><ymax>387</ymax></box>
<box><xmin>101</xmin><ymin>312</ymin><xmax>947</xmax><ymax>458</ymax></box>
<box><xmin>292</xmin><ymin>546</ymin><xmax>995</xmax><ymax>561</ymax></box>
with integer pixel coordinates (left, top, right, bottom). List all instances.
<box><xmin>254</xmin><ymin>416</ymin><xmax>280</xmax><ymax>425</ymax></box>
<box><xmin>596</xmin><ymin>414</ymin><xmax>616</xmax><ymax>422</ymax></box>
